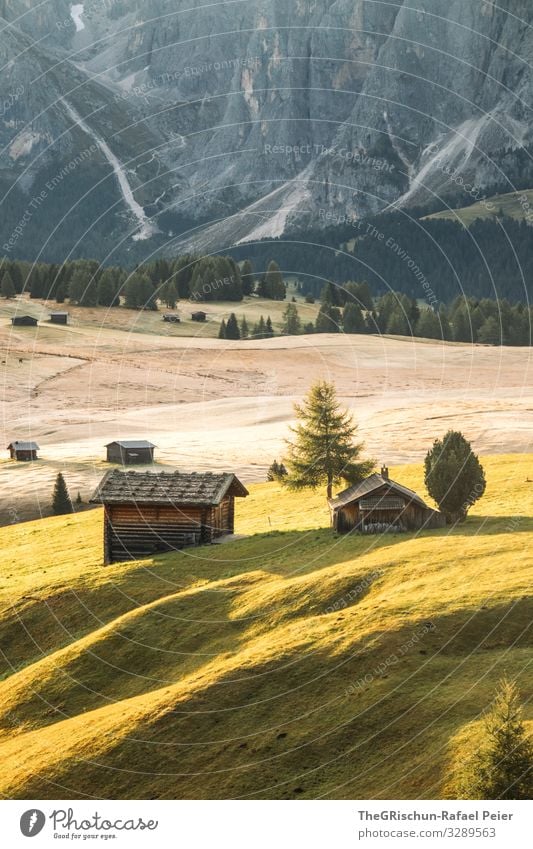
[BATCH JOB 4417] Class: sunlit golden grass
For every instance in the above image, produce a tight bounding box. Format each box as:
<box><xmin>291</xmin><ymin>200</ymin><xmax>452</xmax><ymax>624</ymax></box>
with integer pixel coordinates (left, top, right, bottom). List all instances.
<box><xmin>0</xmin><ymin>455</ymin><xmax>531</xmax><ymax>799</ymax></box>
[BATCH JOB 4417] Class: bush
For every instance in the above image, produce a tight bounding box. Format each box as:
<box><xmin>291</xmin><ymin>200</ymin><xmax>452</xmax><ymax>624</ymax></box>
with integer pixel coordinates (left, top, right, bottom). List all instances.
<box><xmin>424</xmin><ymin>430</ymin><xmax>486</xmax><ymax>523</ymax></box>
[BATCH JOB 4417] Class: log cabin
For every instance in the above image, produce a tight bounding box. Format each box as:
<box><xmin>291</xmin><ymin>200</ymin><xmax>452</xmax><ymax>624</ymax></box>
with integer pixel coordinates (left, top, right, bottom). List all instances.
<box><xmin>329</xmin><ymin>466</ymin><xmax>445</xmax><ymax>534</ymax></box>
<box><xmin>105</xmin><ymin>440</ymin><xmax>156</xmax><ymax>465</ymax></box>
<box><xmin>7</xmin><ymin>441</ymin><xmax>39</xmax><ymax>461</ymax></box>
<box><xmin>91</xmin><ymin>469</ymin><xmax>249</xmax><ymax>564</ymax></box>
<box><xmin>191</xmin><ymin>311</ymin><xmax>207</xmax><ymax>322</ymax></box>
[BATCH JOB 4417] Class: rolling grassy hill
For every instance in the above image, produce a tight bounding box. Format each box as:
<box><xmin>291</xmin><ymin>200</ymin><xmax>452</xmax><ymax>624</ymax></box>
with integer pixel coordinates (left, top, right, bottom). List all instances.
<box><xmin>0</xmin><ymin>456</ymin><xmax>531</xmax><ymax>799</ymax></box>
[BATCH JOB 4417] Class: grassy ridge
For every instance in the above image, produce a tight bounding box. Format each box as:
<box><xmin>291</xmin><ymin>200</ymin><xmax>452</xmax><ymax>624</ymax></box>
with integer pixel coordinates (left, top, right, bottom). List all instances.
<box><xmin>424</xmin><ymin>189</ymin><xmax>533</xmax><ymax>226</ymax></box>
<box><xmin>0</xmin><ymin>456</ymin><xmax>531</xmax><ymax>799</ymax></box>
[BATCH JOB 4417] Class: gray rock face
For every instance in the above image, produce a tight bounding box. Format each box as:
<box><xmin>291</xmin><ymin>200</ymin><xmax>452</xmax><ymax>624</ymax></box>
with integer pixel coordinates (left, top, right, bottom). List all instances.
<box><xmin>1</xmin><ymin>0</ymin><xmax>533</xmax><ymax>258</ymax></box>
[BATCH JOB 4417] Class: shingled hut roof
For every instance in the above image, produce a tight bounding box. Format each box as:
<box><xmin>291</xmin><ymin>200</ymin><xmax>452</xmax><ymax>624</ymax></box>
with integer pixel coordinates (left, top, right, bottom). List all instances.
<box><xmin>105</xmin><ymin>440</ymin><xmax>156</xmax><ymax>449</ymax></box>
<box><xmin>91</xmin><ymin>470</ymin><xmax>249</xmax><ymax>506</ymax></box>
<box><xmin>328</xmin><ymin>472</ymin><xmax>428</xmax><ymax>512</ymax></box>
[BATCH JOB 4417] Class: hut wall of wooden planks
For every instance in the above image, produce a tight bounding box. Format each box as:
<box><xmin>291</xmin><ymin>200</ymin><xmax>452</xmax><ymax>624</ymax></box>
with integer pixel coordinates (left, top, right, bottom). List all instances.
<box><xmin>105</xmin><ymin>440</ymin><xmax>156</xmax><ymax>465</ymax></box>
<box><xmin>91</xmin><ymin>470</ymin><xmax>248</xmax><ymax>564</ymax></box>
<box><xmin>7</xmin><ymin>441</ymin><xmax>39</xmax><ymax>461</ymax></box>
<box><xmin>329</xmin><ymin>468</ymin><xmax>445</xmax><ymax>533</ymax></box>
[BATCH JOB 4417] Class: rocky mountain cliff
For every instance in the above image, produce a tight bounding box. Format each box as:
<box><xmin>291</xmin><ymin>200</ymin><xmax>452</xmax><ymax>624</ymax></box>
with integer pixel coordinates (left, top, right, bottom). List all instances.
<box><xmin>1</xmin><ymin>0</ymin><xmax>533</xmax><ymax>260</ymax></box>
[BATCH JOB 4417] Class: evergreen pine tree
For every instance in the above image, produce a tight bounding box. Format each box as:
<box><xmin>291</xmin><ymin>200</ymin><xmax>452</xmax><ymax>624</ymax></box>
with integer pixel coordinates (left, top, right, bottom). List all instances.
<box><xmin>265</xmin><ymin>316</ymin><xmax>274</xmax><ymax>337</ymax></box>
<box><xmin>68</xmin><ymin>263</ymin><xmax>98</xmax><ymax>306</ymax></box>
<box><xmin>284</xmin><ymin>381</ymin><xmax>374</xmax><ymax>499</ymax></box>
<box><xmin>161</xmin><ymin>280</ymin><xmax>178</xmax><ymax>309</ymax></box>
<box><xmin>452</xmin><ymin>304</ymin><xmax>474</xmax><ymax>342</ymax></box>
<box><xmin>316</xmin><ymin>302</ymin><xmax>342</xmax><ymax>333</ymax></box>
<box><xmin>6</xmin><ymin>261</ymin><xmax>23</xmax><ymax>294</ymax></box>
<box><xmin>1</xmin><ymin>270</ymin><xmax>16</xmax><ymax>299</ymax></box>
<box><xmin>342</xmin><ymin>302</ymin><xmax>365</xmax><ymax>333</ymax></box>
<box><xmin>28</xmin><ymin>266</ymin><xmax>44</xmax><ymax>299</ymax></box>
<box><xmin>218</xmin><ymin>319</ymin><xmax>227</xmax><ymax>339</ymax></box>
<box><xmin>52</xmin><ymin>472</ymin><xmax>73</xmax><ymax>515</ymax></box>
<box><xmin>453</xmin><ymin>678</ymin><xmax>533</xmax><ymax>800</ymax></box>
<box><xmin>172</xmin><ymin>255</ymin><xmax>196</xmax><ymax>299</ymax></box>
<box><xmin>416</xmin><ymin>308</ymin><xmax>442</xmax><ymax>340</ymax></box>
<box><xmin>344</xmin><ymin>281</ymin><xmax>374</xmax><ymax>310</ymax></box>
<box><xmin>478</xmin><ymin>316</ymin><xmax>502</xmax><ymax>345</ymax></box>
<box><xmin>225</xmin><ymin>313</ymin><xmax>241</xmax><ymax>339</ymax></box>
<box><xmin>282</xmin><ymin>302</ymin><xmax>301</xmax><ymax>335</ymax></box>
<box><xmin>267</xmin><ymin>460</ymin><xmax>288</xmax><ymax>482</ymax></box>
<box><xmin>386</xmin><ymin>307</ymin><xmax>411</xmax><ymax>336</ymax></box>
<box><xmin>124</xmin><ymin>273</ymin><xmax>142</xmax><ymax>309</ymax></box>
<box><xmin>320</xmin><ymin>281</ymin><xmax>342</xmax><ymax>306</ymax></box>
<box><xmin>97</xmin><ymin>269</ymin><xmax>119</xmax><ymax>307</ymax></box>
<box><xmin>424</xmin><ymin>430</ymin><xmax>486</xmax><ymax>523</ymax></box>
<box><xmin>138</xmin><ymin>275</ymin><xmax>158</xmax><ymax>310</ymax></box>
<box><xmin>241</xmin><ymin>260</ymin><xmax>254</xmax><ymax>296</ymax></box>
<box><xmin>260</xmin><ymin>261</ymin><xmax>286</xmax><ymax>300</ymax></box>
<box><xmin>438</xmin><ymin>305</ymin><xmax>452</xmax><ymax>341</ymax></box>
<box><xmin>240</xmin><ymin>316</ymin><xmax>249</xmax><ymax>339</ymax></box>
<box><xmin>253</xmin><ymin>315</ymin><xmax>266</xmax><ymax>338</ymax></box>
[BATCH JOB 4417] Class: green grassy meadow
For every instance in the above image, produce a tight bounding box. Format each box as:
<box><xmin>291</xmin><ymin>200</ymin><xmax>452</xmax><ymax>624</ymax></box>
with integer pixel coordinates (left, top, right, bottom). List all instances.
<box><xmin>0</xmin><ymin>455</ymin><xmax>531</xmax><ymax>799</ymax></box>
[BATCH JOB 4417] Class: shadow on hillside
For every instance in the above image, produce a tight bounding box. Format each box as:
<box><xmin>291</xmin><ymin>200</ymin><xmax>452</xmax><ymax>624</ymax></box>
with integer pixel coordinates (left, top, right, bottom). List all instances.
<box><xmin>9</xmin><ymin>597</ymin><xmax>533</xmax><ymax>801</ymax></box>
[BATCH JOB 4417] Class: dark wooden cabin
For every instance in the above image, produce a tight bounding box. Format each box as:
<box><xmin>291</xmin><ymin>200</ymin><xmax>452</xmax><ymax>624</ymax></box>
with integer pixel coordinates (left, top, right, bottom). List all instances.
<box><xmin>49</xmin><ymin>312</ymin><xmax>69</xmax><ymax>325</ymax></box>
<box><xmin>191</xmin><ymin>311</ymin><xmax>207</xmax><ymax>322</ymax></box>
<box><xmin>11</xmin><ymin>316</ymin><xmax>38</xmax><ymax>327</ymax></box>
<box><xmin>105</xmin><ymin>440</ymin><xmax>156</xmax><ymax>465</ymax></box>
<box><xmin>329</xmin><ymin>466</ymin><xmax>445</xmax><ymax>534</ymax></box>
<box><xmin>8</xmin><ymin>440</ymin><xmax>39</xmax><ymax>461</ymax></box>
<box><xmin>91</xmin><ymin>469</ymin><xmax>249</xmax><ymax>564</ymax></box>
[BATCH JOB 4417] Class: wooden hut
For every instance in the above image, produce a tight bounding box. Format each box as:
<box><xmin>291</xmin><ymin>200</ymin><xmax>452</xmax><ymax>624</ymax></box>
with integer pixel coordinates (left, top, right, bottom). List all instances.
<box><xmin>7</xmin><ymin>440</ymin><xmax>39</xmax><ymax>461</ymax></box>
<box><xmin>105</xmin><ymin>440</ymin><xmax>156</xmax><ymax>465</ymax></box>
<box><xmin>329</xmin><ymin>467</ymin><xmax>445</xmax><ymax>534</ymax></box>
<box><xmin>163</xmin><ymin>314</ymin><xmax>180</xmax><ymax>323</ymax></box>
<box><xmin>191</xmin><ymin>311</ymin><xmax>207</xmax><ymax>322</ymax></box>
<box><xmin>91</xmin><ymin>469</ymin><xmax>249</xmax><ymax>564</ymax></box>
<box><xmin>10</xmin><ymin>316</ymin><xmax>38</xmax><ymax>327</ymax></box>
<box><xmin>49</xmin><ymin>312</ymin><xmax>69</xmax><ymax>325</ymax></box>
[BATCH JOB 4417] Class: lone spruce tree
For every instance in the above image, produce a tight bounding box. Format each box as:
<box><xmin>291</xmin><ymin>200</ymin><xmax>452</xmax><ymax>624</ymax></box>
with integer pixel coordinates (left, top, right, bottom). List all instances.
<box><xmin>284</xmin><ymin>381</ymin><xmax>374</xmax><ymax>499</ymax></box>
<box><xmin>52</xmin><ymin>472</ymin><xmax>73</xmax><ymax>515</ymax></box>
<box><xmin>454</xmin><ymin>678</ymin><xmax>533</xmax><ymax>800</ymax></box>
<box><xmin>225</xmin><ymin>313</ymin><xmax>241</xmax><ymax>340</ymax></box>
<box><xmin>424</xmin><ymin>430</ymin><xmax>486</xmax><ymax>523</ymax></box>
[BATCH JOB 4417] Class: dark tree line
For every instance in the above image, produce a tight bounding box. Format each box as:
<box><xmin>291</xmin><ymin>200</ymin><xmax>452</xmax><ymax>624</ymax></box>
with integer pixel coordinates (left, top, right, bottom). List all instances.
<box><xmin>0</xmin><ymin>254</ymin><xmax>288</xmax><ymax>309</ymax></box>
<box><xmin>227</xmin><ymin>212</ymin><xmax>533</xmax><ymax>305</ymax></box>
<box><xmin>307</xmin><ymin>284</ymin><xmax>532</xmax><ymax>346</ymax></box>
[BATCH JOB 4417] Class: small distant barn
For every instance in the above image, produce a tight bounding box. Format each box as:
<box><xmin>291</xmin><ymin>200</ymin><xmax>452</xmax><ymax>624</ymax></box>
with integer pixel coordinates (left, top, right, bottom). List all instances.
<box><xmin>91</xmin><ymin>469</ymin><xmax>249</xmax><ymax>563</ymax></box>
<box><xmin>8</xmin><ymin>440</ymin><xmax>39</xmax><ymax>461</ymax></box>
<box><xmin>329</xmin><ymin>467</ymin><xmax>445</xmax><ymax>534</ymax></box>
<box><xmin>11</xmin><ymin>316</ymin><xmax>38</xmax><ymax>327</ymax></box>
<box><xmin>105</xmin><ymin>440</ymin><xmax>156</xmax><ymax>465</ymax></box>
<box><xmin>191</xmin><ymin>311</ymin><xmax>207</xmax><ymax>322</ymax></box>
<box><xmin>49</xmin><ymin>312</ymin><xmax>69</xmax><ymax>325</ymax></box>
<box><xmin>163</xmin><ymin>314</ymin><xmax>181</xmax><ymax>323</ymax></box>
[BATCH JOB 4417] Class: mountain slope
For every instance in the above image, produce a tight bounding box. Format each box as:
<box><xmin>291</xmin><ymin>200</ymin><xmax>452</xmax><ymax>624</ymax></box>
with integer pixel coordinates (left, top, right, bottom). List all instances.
<box><xmin>3</xmin><ymin>2</ymin><xmax>533</xmax><ymax>258</ymax></box>
<box><xmin>0</xmin><ymin>456</ymin><xmax>531</xmax><ymax>799</ymax></box>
